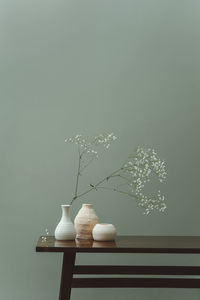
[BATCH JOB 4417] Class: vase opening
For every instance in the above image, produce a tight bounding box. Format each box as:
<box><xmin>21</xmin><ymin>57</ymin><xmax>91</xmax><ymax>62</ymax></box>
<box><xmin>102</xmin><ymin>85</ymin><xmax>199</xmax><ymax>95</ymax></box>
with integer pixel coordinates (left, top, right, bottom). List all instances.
<box><xmin>82</xmin><ymin>204</ymin><xmax>93</xmax><ymax>208</ymax></box>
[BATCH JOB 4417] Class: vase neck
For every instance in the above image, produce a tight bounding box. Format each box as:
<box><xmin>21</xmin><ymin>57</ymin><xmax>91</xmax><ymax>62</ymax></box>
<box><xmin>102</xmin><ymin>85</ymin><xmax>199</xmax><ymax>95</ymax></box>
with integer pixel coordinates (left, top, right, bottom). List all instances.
<box><xmin>61</xmin><ymin>205</ymin><xmax>70</xmax><ymax>219</ymax></box>
<box><xmin>82</xmin><ymin>204</ymin><xmax>93</xmax><ymax>209</ymax></box>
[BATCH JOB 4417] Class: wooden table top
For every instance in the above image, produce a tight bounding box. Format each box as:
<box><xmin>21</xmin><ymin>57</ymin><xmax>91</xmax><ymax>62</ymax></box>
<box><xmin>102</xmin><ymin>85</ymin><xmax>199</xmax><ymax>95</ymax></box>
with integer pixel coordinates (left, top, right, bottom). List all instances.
<box><xmin>36</xmin><ymin>236</ymin><xmax>200</xmax><ymax>254</ymax></box>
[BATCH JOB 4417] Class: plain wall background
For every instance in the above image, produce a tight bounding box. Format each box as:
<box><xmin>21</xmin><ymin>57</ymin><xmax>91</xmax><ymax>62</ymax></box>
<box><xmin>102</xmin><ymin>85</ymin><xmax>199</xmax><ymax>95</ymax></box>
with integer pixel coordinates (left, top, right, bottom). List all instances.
<box><xmin>1</xmin><ymin>0</ymin><xmax>200</xmax><ymax>299</ymax></box>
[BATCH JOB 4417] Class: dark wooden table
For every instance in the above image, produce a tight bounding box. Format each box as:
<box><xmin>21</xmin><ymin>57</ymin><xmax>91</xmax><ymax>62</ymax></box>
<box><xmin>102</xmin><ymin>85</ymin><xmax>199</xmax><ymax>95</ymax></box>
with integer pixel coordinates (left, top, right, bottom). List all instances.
<box><xmin>36</xmin><ymin>236</ymin><xmax>200</xmax><ymax>300</ymax></box>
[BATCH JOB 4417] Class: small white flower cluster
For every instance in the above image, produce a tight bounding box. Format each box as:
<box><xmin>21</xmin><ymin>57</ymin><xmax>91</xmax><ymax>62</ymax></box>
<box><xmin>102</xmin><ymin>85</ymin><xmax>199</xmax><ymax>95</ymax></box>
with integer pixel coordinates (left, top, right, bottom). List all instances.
<box><xmin>65</xmin><ymin>133</ymin><xmax>117</xmax><ymax>159</ymax></box>
<box><xmin>41</xmin><ymin>228</ymin><xmax>49</xmax><ymax>242</ymax></box>
<box><xmin>65</xmin><ymin>134</ymin><xmax>88</xmax><ymax>148</ymax></box>
<box><xmin>138</xmin><ymin>191</ymin><xmax>167</xmax><ymax>215</ymax></box>
<box><xmin>93</xmin><ymin>133</ymin><xmax>117</xmax><ymax>149</ymax></box>
<box><xmin>65</xmin><ymin>133</ymin><xmax>117</xmax><ymax>174</ymax></box>
<box><xmin>122</xmin><ymin>147</ymin><xmax>167</xmax><ymax>215</ymax></box>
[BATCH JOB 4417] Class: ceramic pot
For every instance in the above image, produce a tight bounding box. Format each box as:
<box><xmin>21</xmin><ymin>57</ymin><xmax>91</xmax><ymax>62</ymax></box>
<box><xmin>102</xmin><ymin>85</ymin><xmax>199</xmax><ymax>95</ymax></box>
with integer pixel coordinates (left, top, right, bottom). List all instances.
<box><xmin>92</xmin><ymin>223</ymin><xmax>116</xmax><ymax>241</ymax></box>
<box><xmin>54</xmin><ymin>205</ymin><xmax>76</xmax><ymax>240</ymax></box>
<box><xmin>74</xmin><ymin>204</ymin><xmax>99</xmax><ymax>239</ymax></box>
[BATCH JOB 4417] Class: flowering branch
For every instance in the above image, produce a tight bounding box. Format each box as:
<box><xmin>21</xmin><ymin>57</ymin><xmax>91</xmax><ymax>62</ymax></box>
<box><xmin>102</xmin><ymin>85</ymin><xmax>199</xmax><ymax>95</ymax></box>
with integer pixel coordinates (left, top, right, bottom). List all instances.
<box><xmin>65</xmin><ymin>133</ymin><xmax>117</xmax><ymax>205</ymax></box>
<box><xmin>65</xmin><ymin>134</ymin><xmax>167</xmax><ymax>214</ymax></box>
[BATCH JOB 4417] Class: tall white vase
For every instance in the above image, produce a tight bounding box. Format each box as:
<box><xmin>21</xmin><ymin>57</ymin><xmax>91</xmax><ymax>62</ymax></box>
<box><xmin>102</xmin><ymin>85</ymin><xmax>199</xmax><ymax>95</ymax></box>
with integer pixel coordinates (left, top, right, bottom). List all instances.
<box><xmin>54</xmin><ymin>205</ymin><xmax>76</xmax><ymax>240</ymax></box>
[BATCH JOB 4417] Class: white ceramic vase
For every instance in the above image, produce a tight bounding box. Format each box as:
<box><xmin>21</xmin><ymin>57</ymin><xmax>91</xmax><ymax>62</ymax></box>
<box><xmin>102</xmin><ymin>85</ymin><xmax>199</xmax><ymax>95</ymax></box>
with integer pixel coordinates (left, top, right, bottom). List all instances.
<box><xmin>54</xmin><ymin>205</ymin><xmax>76</xmax><ymax>240</ymax></box>
<box><xmin>92</xmin><ymin>223</ymin><xmax>116</xmax><ymax>241</ymax></box>
<box><xmin>74</xmin><ymin>204</ymin><xmax>99</xmax><ymax>239</ymax></box>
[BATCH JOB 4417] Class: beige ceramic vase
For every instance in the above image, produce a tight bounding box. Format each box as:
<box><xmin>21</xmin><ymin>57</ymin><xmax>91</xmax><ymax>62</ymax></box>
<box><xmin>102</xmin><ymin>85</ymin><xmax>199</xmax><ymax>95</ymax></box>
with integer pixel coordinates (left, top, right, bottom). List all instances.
<box><xmin>74</xmin><ymin>204</ymin><xmax>99</xmax><ymax>239</ymax></box>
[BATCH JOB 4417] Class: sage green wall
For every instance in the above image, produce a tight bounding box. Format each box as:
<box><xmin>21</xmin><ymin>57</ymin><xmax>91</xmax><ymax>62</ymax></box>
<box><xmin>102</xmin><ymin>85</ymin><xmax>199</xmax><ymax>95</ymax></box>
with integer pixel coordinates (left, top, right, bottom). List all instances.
<box><xmin>1</xmin><ymin>0</ymin><xmax>200</xmax><ymax>299</ymax></box>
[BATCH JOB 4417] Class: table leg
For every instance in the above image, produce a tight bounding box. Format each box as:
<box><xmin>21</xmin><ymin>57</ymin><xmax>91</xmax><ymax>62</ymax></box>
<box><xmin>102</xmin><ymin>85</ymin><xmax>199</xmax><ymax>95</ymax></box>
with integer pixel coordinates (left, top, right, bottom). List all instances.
<box><xmin>59</xmin><ymin>252</ymin><xmax>76</xmax><ymax>300</ymax></box>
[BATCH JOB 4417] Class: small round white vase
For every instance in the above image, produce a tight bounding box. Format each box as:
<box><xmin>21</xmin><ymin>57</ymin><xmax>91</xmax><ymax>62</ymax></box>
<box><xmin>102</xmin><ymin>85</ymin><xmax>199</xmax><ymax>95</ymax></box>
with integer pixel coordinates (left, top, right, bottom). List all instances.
<box><xmin>92</xmin><ymin>223</ymin><xmax>116</xmax><ymax>241</ymax></box>
<box><xmin>55</xmin><ymin>205</ymin><xmax>76</xmax><ymax>240</ymax></box>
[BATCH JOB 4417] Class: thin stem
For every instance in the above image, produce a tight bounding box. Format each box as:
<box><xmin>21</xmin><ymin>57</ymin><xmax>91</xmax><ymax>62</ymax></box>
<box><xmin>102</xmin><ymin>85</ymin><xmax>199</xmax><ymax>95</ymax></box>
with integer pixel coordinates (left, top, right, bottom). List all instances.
<box><xmin>97</xmin><ymin>186</ymin><xmax>138</xmax><ymax>199</ymax></box>
<box><xmin>115</xmin><ymin>174</ymin><xmax>136</xmax><ymax>189</ymax></box>
<box><xmin>72</xmin><ymin>146</ymin><xmax>81</xmax><ymax>204</ymax></box>
<box><xmin>80</xmin><ymin>156</ymin><xmax>95</xmax><ymax>172</ymax></box>
<box><xmin>73</xmin><ymin>167</ymin><xmax>123</xmax><ymax>201</ymax></box>
<box><xmin>117</xmin><ymin>174</ymin><xmax>133</xmax><ymax>182</ymax></box>
<box><xmin>116</xmin><ymin>182</ymin><xmax>129</xmax><ymax>188</ymax></box>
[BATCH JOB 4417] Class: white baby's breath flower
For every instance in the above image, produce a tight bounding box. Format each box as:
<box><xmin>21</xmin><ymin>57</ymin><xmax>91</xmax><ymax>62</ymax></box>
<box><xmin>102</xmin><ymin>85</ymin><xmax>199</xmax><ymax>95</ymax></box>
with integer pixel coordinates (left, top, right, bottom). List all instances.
<box><xmin>121</xmin><ymin>147</ymin><xmax>167</xmax><ymax>214</ymax></box>
<box><xmin>65</xmin><ymin>133</ymin><xmax>117</xmax><ymax>174</ymax></box>
<box><xmin>65</xmin><ymin>134</ymin><xmax>167</xmax><ymax>214</ymax></box>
